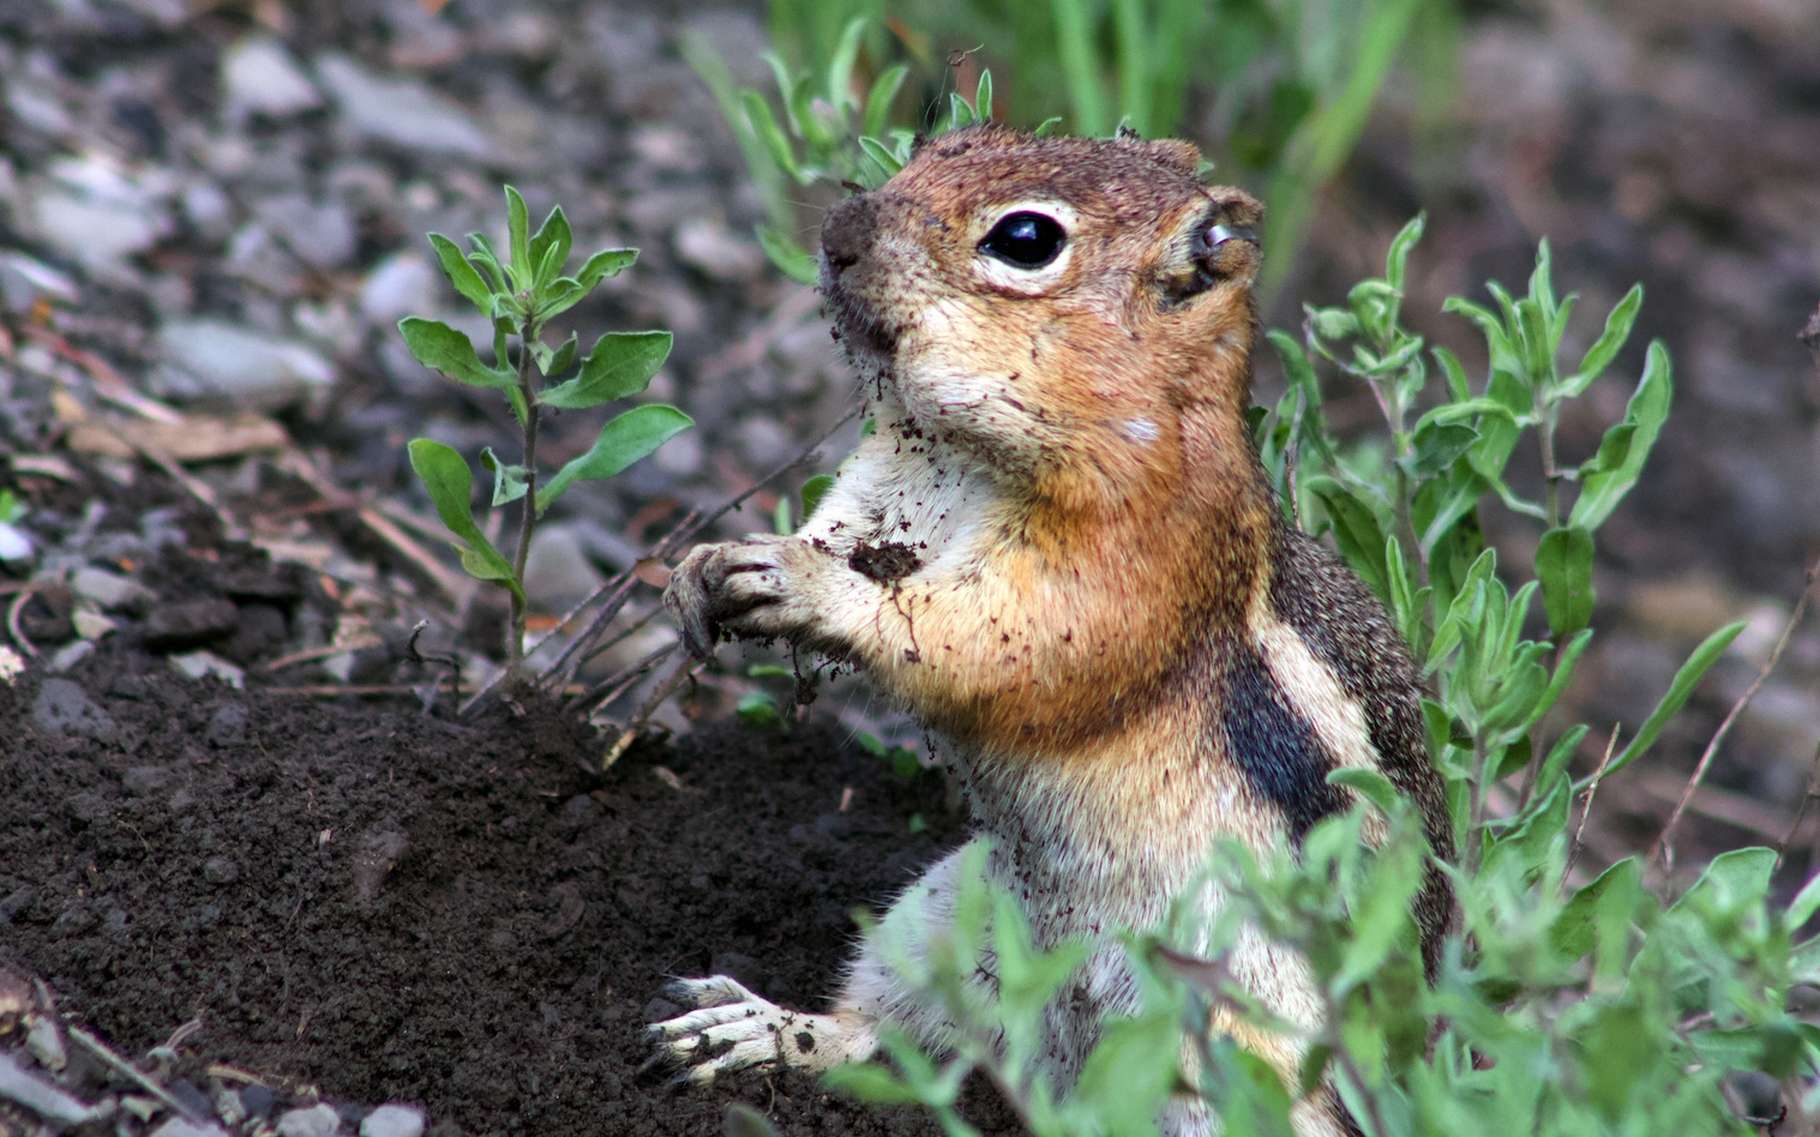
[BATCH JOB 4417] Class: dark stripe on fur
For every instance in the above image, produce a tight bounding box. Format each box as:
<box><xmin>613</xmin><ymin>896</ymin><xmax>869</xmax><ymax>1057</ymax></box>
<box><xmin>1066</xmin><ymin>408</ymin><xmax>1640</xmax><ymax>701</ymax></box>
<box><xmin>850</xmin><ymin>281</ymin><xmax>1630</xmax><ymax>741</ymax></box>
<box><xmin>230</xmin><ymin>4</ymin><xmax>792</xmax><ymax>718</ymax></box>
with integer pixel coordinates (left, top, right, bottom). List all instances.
<box><xmin>1267</xmin><ymin>523</ymin><xmax>1457</xmax><ymax>975</ymax></box>
<box><xmin>1220</xmin><ymin>640</ymin><xmax>1348</xmax><ymax>844</ymax></box>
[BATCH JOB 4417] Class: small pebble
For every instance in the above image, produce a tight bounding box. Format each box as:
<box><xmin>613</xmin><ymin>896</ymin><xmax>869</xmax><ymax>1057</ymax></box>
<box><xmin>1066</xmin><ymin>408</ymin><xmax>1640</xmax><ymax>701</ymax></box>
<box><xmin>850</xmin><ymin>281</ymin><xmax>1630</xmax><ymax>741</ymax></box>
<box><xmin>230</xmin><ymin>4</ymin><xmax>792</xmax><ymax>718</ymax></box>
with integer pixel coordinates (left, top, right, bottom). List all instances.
<box><xmin>277</xmin><ymin>1102</ymin><xmax>343</xmax><ymax>1137</ymax></box>
<box><xmin>360</xmin><ymin>1104</ymin><xmax>426</xmax><ymax>1137</ymax></box>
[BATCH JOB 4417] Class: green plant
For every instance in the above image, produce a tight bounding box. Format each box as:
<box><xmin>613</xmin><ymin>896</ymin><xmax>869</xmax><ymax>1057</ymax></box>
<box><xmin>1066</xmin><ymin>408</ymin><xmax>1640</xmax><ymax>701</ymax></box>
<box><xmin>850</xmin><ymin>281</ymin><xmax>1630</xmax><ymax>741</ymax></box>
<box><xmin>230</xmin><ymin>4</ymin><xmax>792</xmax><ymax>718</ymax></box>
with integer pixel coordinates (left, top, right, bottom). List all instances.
<box><xmin>690</xmin><ymin>3</ymin><xmax>1452</xmax><ymax>296</ymax></box>
<box><xmin>793</xmin><ymin>226</ymin><xmax>1815</xmax><ymax>1135</ymax></box>
<box><xmin>398</xmin><ymin>187</ymin><xmax>693</xmax><ymax>673</ymax></box>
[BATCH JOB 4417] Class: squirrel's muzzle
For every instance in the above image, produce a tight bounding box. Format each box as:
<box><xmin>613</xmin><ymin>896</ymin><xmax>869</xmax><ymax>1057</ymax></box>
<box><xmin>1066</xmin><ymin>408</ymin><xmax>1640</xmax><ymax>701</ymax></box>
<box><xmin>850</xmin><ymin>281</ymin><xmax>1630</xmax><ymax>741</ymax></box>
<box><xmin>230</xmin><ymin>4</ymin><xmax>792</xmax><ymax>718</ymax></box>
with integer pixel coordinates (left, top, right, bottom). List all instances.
<box><xmin>820</xmin><ymin>193</ymin><xmax>876</xmax><ymax>277</ymax></box>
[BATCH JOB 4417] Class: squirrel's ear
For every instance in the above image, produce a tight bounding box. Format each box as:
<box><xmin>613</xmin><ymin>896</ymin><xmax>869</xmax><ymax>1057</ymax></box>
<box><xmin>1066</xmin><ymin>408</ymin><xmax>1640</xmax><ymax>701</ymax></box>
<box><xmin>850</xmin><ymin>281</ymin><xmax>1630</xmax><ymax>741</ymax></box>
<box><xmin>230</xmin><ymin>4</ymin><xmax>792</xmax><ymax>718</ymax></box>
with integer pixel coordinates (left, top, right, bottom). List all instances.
<box><xmin>1192</xmin><ymin>189</ymin><xmax>1265</xmax><ymax>286</ymax></box>
<box><xmin>1121</xmin><ymin>136</ymin><xmax>1202</xmax><ymax>178</ymax></box>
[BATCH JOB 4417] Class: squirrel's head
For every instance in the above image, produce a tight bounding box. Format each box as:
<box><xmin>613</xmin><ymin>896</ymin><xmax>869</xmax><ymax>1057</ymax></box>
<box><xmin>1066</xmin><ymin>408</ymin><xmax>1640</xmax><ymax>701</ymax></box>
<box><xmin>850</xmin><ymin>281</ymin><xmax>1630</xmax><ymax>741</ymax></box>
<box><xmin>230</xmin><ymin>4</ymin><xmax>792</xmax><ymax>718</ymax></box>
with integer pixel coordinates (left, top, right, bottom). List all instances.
<box><xmin>820</xmin><ymin>124</ymin><xmax>1265</xmax><ymax>504</ymax></box>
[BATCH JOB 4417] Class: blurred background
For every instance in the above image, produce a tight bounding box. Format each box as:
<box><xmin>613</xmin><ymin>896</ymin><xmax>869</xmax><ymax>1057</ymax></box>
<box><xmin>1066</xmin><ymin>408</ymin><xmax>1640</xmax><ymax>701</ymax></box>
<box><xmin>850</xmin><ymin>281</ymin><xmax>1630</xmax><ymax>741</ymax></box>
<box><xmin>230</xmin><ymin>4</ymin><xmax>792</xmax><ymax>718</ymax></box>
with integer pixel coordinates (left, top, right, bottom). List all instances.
<box><xmin>0</xmin><ymin>0</ymin><xmax>1816</xmax><ymax>868</ymax></box>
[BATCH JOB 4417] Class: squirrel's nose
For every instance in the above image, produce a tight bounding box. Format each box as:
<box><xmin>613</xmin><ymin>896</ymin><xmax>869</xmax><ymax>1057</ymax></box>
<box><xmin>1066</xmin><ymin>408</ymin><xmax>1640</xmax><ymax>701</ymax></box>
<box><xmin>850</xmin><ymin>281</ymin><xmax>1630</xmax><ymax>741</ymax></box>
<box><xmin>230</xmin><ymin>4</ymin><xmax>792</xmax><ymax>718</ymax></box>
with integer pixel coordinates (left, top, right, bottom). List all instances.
<box><xmin>820</xmin><ymin>194</ymin><xmax>875</xmax><ymax>275</ymax></box>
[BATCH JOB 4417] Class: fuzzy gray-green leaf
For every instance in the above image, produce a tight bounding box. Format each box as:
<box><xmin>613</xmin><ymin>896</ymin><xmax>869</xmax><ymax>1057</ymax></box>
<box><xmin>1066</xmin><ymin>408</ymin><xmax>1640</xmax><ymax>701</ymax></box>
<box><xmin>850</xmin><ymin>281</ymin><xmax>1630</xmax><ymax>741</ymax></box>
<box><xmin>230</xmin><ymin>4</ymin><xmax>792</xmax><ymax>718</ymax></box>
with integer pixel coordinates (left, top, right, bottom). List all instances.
<box><xmin>1570</xmin><ymin>340</ymin><xmax>1671</xmax><ymax>530</ymax></box>
<box><xmin>397</xmin><ymin>318</ymin><xmax>511</xmax><ymax>390</ymax></box>
<box><xmin>426</xmin><ymin>233</ymin><xmax>495</xmax><ymax>313</ymax></box>
<box><xmin>537</xmin><ymin>404</ymin><xmax>692</xmax><ymax>513</ymax></box>
<box><xmin>540</xmin><ymin>331</ymin><xmax>673</xmax><ymax>410</ymax></box>
<box><xmin>1536</xmin><ymin>525</ymin><xmax>1596</xmax><ymax>636</ymax></box>
<box><xmin>407</xmin><ymin>438</ymin><xmax>521</xmax><ymax>600</ymax></box>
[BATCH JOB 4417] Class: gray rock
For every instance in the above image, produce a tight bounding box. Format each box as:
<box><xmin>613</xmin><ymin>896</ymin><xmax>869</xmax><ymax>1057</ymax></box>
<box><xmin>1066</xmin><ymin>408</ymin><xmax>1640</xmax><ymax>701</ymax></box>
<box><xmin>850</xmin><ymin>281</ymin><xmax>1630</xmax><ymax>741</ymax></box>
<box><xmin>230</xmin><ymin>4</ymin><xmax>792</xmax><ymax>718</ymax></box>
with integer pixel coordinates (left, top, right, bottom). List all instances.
<box><xmin>181</xmin><ymin>180</ymin><xmax>236</xmax><ymax>243</ymax></box>
<box><xmin>26</xmin><ymin>154</ymin><xmax>174</xmax><ymax>272</ymax></box>
<box><xmin>359</xmin><ymin>252</ymin><xmax>439</xmax><ymax>325</ymax></box>
<box><xmin>673</xmin><ymin>216</ymin><xmax>765</xmax><ymax>283</ymax></box>
<box><xmin>144</xmin><ymin>598</ymin><xmax>240</xmax><ymax>651</ymax></box>
<box><xmin>255</xmin><ymin>194</ymin><xmax>358</xmax><ymax>271</ymax></box>
<box><xmin>169</xmin><ymin>652</ymin><xmax>246</xmax><ymax>688</ymax></box>
<box><xmin>519</xmin><ymin>522</ymin><xmax>606</xmax><ymax>612</ymax></box>
<box><xmin>0</xmin><ymin>250</ymin><xmax>79</xmax><ymax>315</ymax></box>
<box><xmin>149</xmin><ymin>1119</ymin><xmax>233</xmax><ymax>1137</ymax></box>
<box><xmin>0</xmin><ymin>522</ymin><xmax>31</xmax><ymax>566</ymax></box>
<box><xmin>154</xmin><ymin>320</ymin><xmax>335</xmax><ymax>410</ymax></box>
<box><xmin>202</xmin><ymin>855</ymin><xmax>240</xmax><ymax>885</ymax></box>
<box><xmin>69</xmin><ymin>565</ymin><xmax>155</xmax><ymax>613</ymax></box>
<box><xmin>222</xmin><ymin>36</ymin><xmax>323</xmax><ymax>120</ymax></box>
<box><xmin>0</xmin><ymin>1051</ymin><xmax>95</xmax><ymax>1126</ymax></box>
<box><xmin>31</xmin><ymin>678</ymin><xmax>117</xmax><ymax>740</ymax></box>
<box><xmin>25</xmin><ymin>1014</ymin><xmax>65</xmax><ymax>1072</ymax></box>
<box><xmin>278</xmin><ymin>1102</ymin><xmax>343</xmax><ymax>1137</ymax></box>
<box><xmin>360</xmin><ymin>1104</ymin><xmax>426</xmax><ymax>1137</ymax></box>
<box><xmin>46</xmin><ymin>640</ymin><xmax>94</xmax><ymax>674</ymax></box>
<box><xmin>315</xmin><ymin>53</ymin><xmax>494</xmax><ymax>160</ymax></box>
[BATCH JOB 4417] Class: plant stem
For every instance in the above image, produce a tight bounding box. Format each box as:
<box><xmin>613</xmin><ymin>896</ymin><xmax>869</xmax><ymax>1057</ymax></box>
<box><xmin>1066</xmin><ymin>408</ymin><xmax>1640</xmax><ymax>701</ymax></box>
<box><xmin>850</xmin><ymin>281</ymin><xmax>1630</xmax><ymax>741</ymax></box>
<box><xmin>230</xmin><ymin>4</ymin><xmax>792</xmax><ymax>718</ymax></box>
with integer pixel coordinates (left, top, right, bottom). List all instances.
<box><xmin>507</xmin><ymin>318</ymin><xmax>541</xmax><ymax>671</ymax></box>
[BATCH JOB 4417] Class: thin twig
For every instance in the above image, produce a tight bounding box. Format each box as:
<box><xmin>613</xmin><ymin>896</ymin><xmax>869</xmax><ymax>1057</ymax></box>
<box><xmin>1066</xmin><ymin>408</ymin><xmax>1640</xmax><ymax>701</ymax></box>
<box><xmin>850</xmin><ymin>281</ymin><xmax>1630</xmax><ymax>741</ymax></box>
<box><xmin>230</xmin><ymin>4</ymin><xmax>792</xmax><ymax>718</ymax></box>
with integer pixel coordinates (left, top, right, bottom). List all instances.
<box><xmin>67</xmin><ymin>1024</ymin><xmax>203</xmax><ymax>1122</ymax></box>
<box><xmin>600</xmin><ymin>656</ymin><xmax>698</xmax><ymax>772</ymax></box>
<box><xmin>577</xmin><ymin>641</ymin><xmax>678</xmax><ymax>713</ymax></box>
<box><xmin>1776</xmin><ymin>743</ymin><xmax>1820</xmax><ymax>869</ymax></box>
<box><xmin>5</xmin><ymin>590</ymin><xmax>37</xmax><ymax>657</ymax></box>
<box><xmin>1653</xmin><ymin>556</ymin><xmax>1819</xmax><ymax>867</ymax></box>
<box><xmin>1567</xmin><ymin>724</ymin><xmax>1621</xmax><ymax>879</ymax></box>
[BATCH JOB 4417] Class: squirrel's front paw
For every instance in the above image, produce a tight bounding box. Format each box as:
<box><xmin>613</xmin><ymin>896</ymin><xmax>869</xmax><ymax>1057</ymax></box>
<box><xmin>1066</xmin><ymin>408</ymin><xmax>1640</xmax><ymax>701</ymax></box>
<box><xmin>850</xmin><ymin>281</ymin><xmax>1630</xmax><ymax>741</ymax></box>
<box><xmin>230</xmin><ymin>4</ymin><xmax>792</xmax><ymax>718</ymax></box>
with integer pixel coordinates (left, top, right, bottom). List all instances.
<box><xmin>664</xmin><ymin>535</ymin><xmax>830</xmax><ymax>659</ymax></box>
<box><xmin>646</xmin><ymin>975</ymin><xmax>872</xmax><ymax>1086</ymax></box>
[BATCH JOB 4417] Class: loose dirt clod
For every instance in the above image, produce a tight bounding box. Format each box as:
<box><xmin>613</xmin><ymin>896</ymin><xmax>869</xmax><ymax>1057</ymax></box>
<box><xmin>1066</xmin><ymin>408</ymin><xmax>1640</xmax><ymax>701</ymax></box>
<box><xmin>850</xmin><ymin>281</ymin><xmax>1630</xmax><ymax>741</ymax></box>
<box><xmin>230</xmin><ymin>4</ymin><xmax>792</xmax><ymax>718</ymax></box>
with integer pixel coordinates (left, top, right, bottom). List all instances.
<box><xmin>847</xmin><ymin>540</ymin><xmax>922</xmax><ymax>583</ymax></box>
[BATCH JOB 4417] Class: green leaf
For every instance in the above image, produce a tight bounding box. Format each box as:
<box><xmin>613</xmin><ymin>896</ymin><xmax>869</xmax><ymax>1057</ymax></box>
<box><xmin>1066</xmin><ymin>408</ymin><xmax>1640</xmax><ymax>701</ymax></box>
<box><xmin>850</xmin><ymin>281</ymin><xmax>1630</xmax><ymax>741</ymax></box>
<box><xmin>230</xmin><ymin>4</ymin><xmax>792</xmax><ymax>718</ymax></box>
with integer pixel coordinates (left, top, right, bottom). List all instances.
<box><xmin>503</xmin><ymin>185</ymin><xmax>531</xmax><ymax>287</ymax></box>
<box><xmin>1592</xmin><ymin>620</ymin><xmax>1746</xmax><ymax>783</ymax></box>
<box><xmin>1536</xmin><ymin>525</ymin><xmax>1596</xmax><ymax>636</ymax></box>
<box><xmin>1307</xmin><ymin>478</ymin><xmax>1389</xmax><ymax>595</ymax></box>
<box><xmin>574</xmin><ymin>247</ymin><xmax>639</xmax><ymax>293</ymax></box>
<box><xmin>533</xmin><ymin>331</ymin><xmax>579</xmax><ymax>378</ymax></box>
<box><xmin>722</xmin><ymin>1103</ymin><xmax>783</xmax><ymax>1137</ymax></box>
<box><xmin>1384</xmin><ymin>213</ymin><xmax>1424</xmax><ymax>293</ymax></box>
<box><xmin>1327</xmin><ymin>766</ymin><xmax>1401</xmax><ymax>816</ymax></box>
<box><xmin>821</xmin><ymin>1061</ymin><xmax>922</xmax><ymax>1105</ymax></box>
<box><xmin>1790</xmin><ymin>870</ymin><xmax>1820</xmax><ymax>930</ymax></box>
<box><xmin>1032</xmin><ymin>115</ymin><xmax>1064</xmax><ymax>137</ymax></box>
<box><xmin>397</xmin><ymin>318</ymin><xmax>511</xmax><ymax>390</ymax></box>
<box><xmin>861</xmin><ymin>65</ymin><xmax>909</xmax><ymax>140</ymax></box>
<box><xmin>755</xmin><ymin>224</ymin><xmax>819</xmax><ymax>285</ymax></box>
<box><xmin>1564</xmin><ymin>284</ymin><xmax>1642</xmax><ymax>398</ymax></box>
<box><xmin>741</xmin><ymin>91</ymin><xmax>800</xmax><ymax>181</ymax></box>
<box><xmin>537</xmin><ymin>404</ymin><xmax>693</xmax><ymax>513</ymax></box>
<box><xmin>1410</xmin><ymin>420</ymin><xmax>1478</xmax><ymax>478</ymax></box>
<box><xmin>857</xmin><ymin>135</ymin><xmax>904</xmax><ymax>182</ymax></box>
<box><xmin>528</xmin><ymin>205</ymin><xmax>572</xmax><ymax>291</ymax></box>
<box><xmin>1672</xmin><ymin>846</ymin><xmax>1777</xmax><ymax>912</ymax></box>
<box><xmin>478</xmin><ymin>446</ymin><xmax>529</xmax><ymax>507</ymax></box>
<box><xmin>1570</xmin><ymin>340</ymin><xmax>1672</xmax><ymax>530</ymax></box>
<box><xmin>406</xmin><ymin>439</ymin><xmax>521</xmax><ymax>599</ymax></box>
<box><xmin>540</xmin><ymin>331</ymin><xmax>673</xmax><ymax>409</ymax></box>
<box><xmin>465</xmin><ymin>232</ymin><xmax>511</xmax><ymax>294</ymax></box>
<box><xmin>974</xmin><ymin>68</ymin><xmax>994</xmax><ymax>121</ymax></box>
<box><xmin>825</xmin><ymin>16</ymin><xmax>867</xmax><ymax>110</ymax></box>
<box><xmin>1551</xmin><ymin>856</ymin><xmax>1642</xmax><ymax>961</ymax></box>
<box><xmin>1336</xmin><ymin>827</ymin><xmax>1424</xmax><ymax>991</ymax></box>
<box><xmin>426</xmin><ymin>233</ymin><xmax>495</xmax><ymax>313</ymax></box>
<box><xmin>736</xmin><ymin>691</ymin><xmax>782</xmax><ymax>728</ymax></box>
<box><xmin>800</xmin><ymin>473</ymin><xmax>835</xmax><ymax>519</ymax></box>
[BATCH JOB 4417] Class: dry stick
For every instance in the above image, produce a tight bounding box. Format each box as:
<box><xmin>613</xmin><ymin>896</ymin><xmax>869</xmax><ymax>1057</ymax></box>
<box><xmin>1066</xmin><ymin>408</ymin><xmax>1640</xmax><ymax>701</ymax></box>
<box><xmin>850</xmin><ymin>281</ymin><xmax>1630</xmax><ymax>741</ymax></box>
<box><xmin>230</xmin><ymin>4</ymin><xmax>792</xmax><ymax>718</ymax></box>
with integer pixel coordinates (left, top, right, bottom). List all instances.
<box><xmin>66</xmin><ymin>1024</ymin><xmax>203</xmax><ymax>1122</ymax></box>
<box><xmin>1652</xmin><ymin>555</ymin><xmax>1820</xmax><ymax>867</ymax></box>
<box><xmin>1567</xmin><ymin>723</ymin><xmax>1622</xmax><ymax>879</ymax></box>
<box><xmin>577</xmin><ymin>641</ymin><xmax>678</xmax><ymax>713</ymax></box>
<box><xmin>600</xmin><ymin>655</ymin><xmax>699</xmax><ymax>772</ymax></box>
<box><xmin>5</xmin><ymin>589</ymin><xmax>37</xmax><ymax>657</ymax></box>
<box><xmin>1775</xmin><ymin>743</ymin><xmax>1820</xmax><ymax>868</ymax></box>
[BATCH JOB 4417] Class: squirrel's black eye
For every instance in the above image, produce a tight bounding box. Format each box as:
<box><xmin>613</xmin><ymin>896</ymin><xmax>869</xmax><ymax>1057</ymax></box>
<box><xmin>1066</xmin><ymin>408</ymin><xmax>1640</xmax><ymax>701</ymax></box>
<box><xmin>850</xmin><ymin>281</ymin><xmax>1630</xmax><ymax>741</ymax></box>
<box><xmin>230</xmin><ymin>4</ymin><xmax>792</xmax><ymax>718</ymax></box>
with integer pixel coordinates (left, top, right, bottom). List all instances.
<box><xmin>979</xmin><ymin>211</ymin><xmax>1066</xmax><ymax>269</ymax></box>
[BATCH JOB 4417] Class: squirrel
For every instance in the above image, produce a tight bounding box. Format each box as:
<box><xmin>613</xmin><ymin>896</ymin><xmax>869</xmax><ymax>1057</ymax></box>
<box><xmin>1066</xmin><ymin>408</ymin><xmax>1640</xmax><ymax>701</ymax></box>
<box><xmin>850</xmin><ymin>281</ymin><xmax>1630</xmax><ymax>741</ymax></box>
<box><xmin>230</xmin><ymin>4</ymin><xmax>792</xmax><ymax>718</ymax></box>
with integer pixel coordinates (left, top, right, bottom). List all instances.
<box><xmin>652</xmin><ymin>124</ymin><xmax>1455</xmax><ymax>1136</ymax></box>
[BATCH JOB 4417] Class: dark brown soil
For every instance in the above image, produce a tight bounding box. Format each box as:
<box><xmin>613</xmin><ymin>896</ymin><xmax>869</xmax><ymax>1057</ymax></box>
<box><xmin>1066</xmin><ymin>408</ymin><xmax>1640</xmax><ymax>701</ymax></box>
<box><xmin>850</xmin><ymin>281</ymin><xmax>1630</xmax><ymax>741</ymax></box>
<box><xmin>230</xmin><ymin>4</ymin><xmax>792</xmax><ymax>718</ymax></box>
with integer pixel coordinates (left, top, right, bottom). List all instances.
<box><xmin>0</xmin><ymin>653</ymin><xmax>1019</xmax><ymax>1136</ymax></box>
